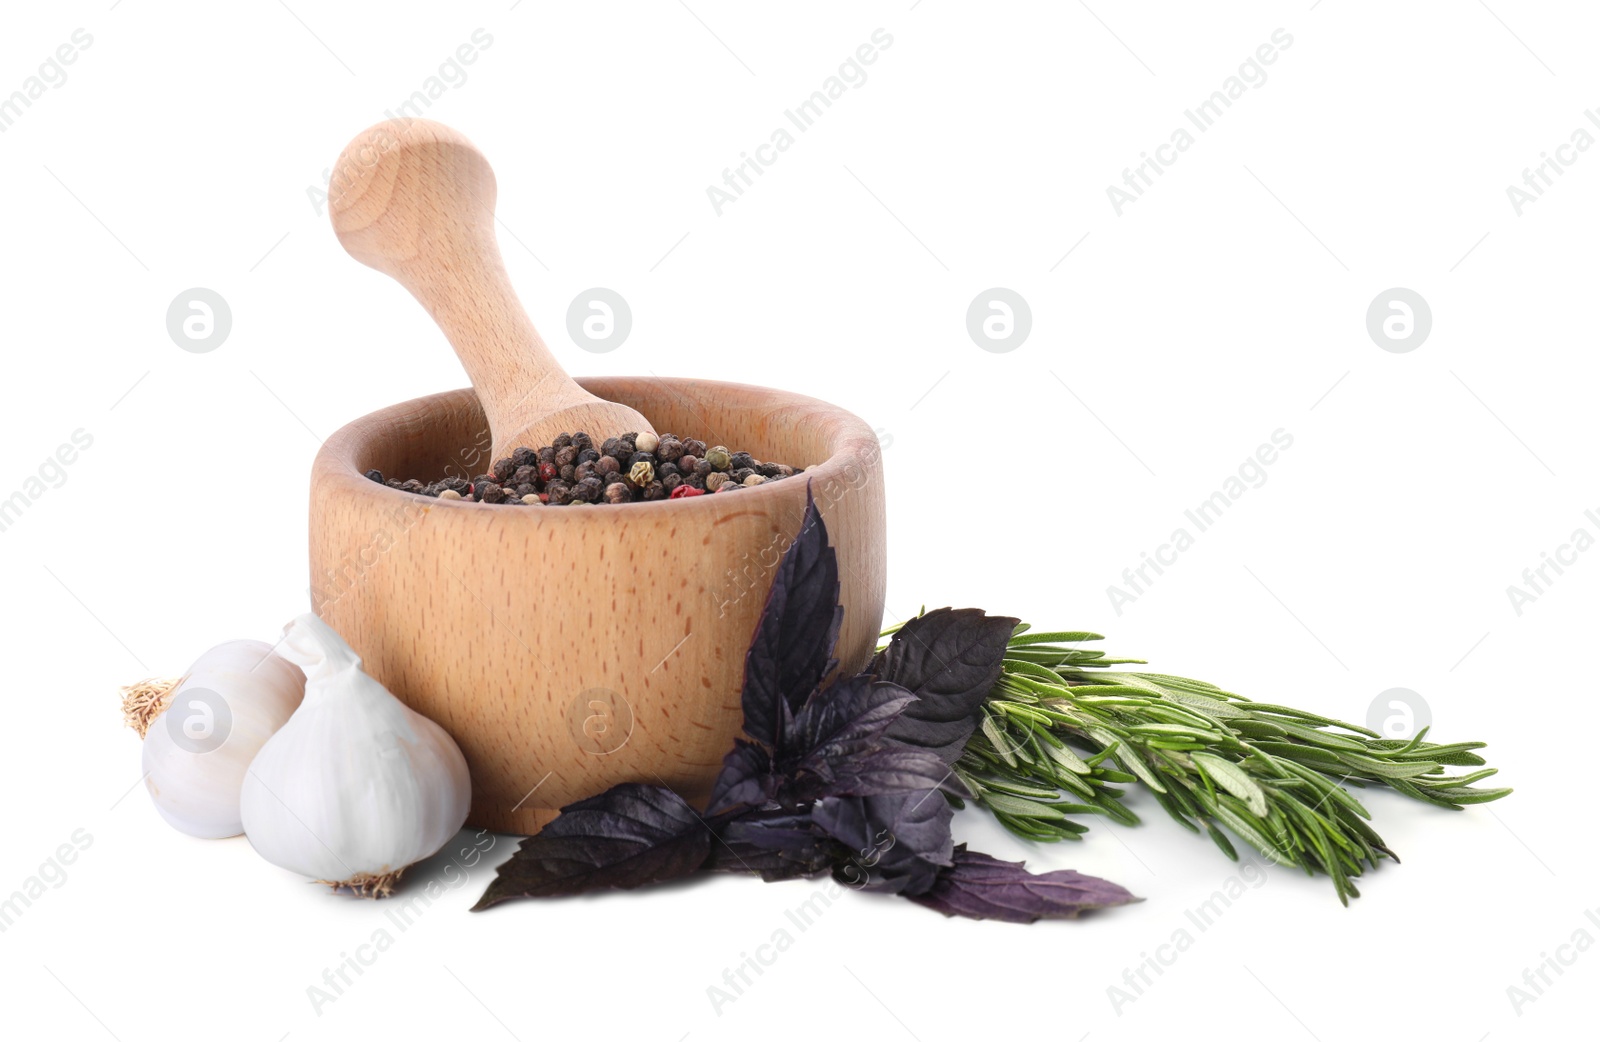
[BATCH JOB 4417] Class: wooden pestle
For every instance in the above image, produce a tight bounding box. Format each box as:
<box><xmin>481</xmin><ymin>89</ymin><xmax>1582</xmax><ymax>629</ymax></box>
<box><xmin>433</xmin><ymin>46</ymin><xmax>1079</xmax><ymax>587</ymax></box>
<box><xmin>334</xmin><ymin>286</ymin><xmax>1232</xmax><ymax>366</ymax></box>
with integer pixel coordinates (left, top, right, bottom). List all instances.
<box><xmin>328</xmin><ymin>119</ymin><xmax>654</xmax><ymax>462</ymax></box>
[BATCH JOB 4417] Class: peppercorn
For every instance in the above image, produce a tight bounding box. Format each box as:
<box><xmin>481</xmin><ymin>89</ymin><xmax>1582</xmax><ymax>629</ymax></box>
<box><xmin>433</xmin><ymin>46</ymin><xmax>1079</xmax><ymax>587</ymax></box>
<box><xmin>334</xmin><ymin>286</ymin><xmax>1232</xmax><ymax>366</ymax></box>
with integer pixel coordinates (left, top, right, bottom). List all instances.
<box><xmin>511</xmin><ymin>465</ymin><xmax>538</xmax><ymax>486</ymax></box>
<box><xmin>478</xmin><ymin>482</ymin><xmax>505</xmax><ymax>503</ymax></box>
<box><xmin>559</xmin><ymin>464</ymin><xmax>577</xmax><ymax>483</ymax></box>
<box><xmin>512</xmin><ymin>446</ymin><xmax>538</xmax><ymax>468</ymax></box>
<box><xmin>438</xmin><ymin>488</ymin><xmax>462</xmax><ymax>500</ymax></box>
<box><xmin>657</xmin><ymin>438</ymin><xmax>684</xmax><ymax>463</ymax></box>
<box><xmin>546</xmin><ymin>482</ymin><xmax>572</xmax><ymax>505</ymax></box>
<box><xmin>555</xmin><ymin>445</ymin><xmax>579</xmax><ymax>468</ymax></box>
<box><xmin>596</xmin><ymin>455</ymin><xmax>620</xmax><ymax>476</ymax></box>
<box><xmin>775</xmin><ymin>464</ymin><xmax>794</xmax><ymax>478</ymax></box>
<box><xmin>602</xmin><ymin>470</ymin><xmax>627</xmax><ymax>486</ymax></box>
<box><xmin>600</xmin><ymin>437</ymin><xmax>622</xmax><ymax>460</ymax></box>
<box><xmin>635</xmin><ymin>431</ymin><xmax>660</xmax><ymax>454</ymax></box>
<box><xmin>683</xmin><ymin>439</ymin><xmax>707</xmax><ymax>457</ymax></box>
<box><xmin>759</xmin><ymin>462</ymin><xmax>783</xmax><ymax>478</ymax></box>
<box><xmin>578</xmin><ymin>448</ymin><xmax>600</xmax><ymax>465</ymax></box>
<box><xmin>732</xmin><ymin>468</ymin><xmax>754</xmax><ymax>483</ymax></box>
<box><xmin>629</xmin><ymin>460</ymin><xmax>655</xmax><ymax>487</ymax></box>
<box><xmin>678</xmin><ymin>454</ymin><xmax>699</xmax><ymax>474</ymax></box>
<box><xmin>742</xmin><ymin>474</ymin><xmax>766</xmax><ymax>487</ymax></box>
<box><xmin>662</xmin><ymin>472</ymin><xmax>682</xmax><ymax>492</ymax></box>
<box><xmin>537</xmin><ymin>446</ymin><xmax>557</xmax><ymax>466</ymax></box>
<box><xmin>705</xmin><ymin>447</ymin><xmax>732</xmax><ymax>471</ymax></box>
<box><xmin>522</xmin><ymin>493</ymin><xmax>541</xmax><ymax>505</ymax></box>
<box><xmin>687</xmin><ymin>472</ymin><xmax>707</xmax><ymax>489</ymax></box>
<box><xmin>617</xmin><ymin>434</ymin><xmax>637</xmax><ymax>459</ymax></box>
<box><xmin>493</xmin><ymin>457</ymin><xmax>517</xmax><ymax>482</ymax></box>
<box><xmin>603</xmin><ymin>482</ymin><xmax>630</xmax><ymax>504</ymax></box>
<box><xmin>693</xmin><ymin>458</ymin><xmax>714</xmax><ymax>478</ymax></box>
<box><xmin>643</xmin><ymin>480</ymin><xmax>667</xmax><ymax>501</ymax></box>
<box><xmin>669</xmin><ymin>484</ymin><xmax>703</xmax><ymax>499</ymax></box>
<box><xmin>539</xmin><ymin>461</ymin><xmax>558</xmax><ymax>483</ymax></box>
<box><xmin>365</xmin><ymin>469</ymin><xmax>385</xmax><ymax>484</ymax></box>
<box><xmin>575</xmin><ymin>477</ymin><xmax>603</xmax><ymax>502</ymax></box>
<box><xmin>714</xmin><ymin>481</ymin><xmax>741</xmax><ymax>492</ymax></box>
<box><xmin>658</xmin><ymin>462</ymin><xmax>680</xmax><ymax>480</ymax></box>
<box><xmin>553</xmin><ymin>433</ymin><xmax>573</xmax><ymax>451</ymax></box>
<box><xmin>705</xmin><ymin>472</ymin><xmax>729</xmax><ymax>492</ymax></box>
<box><xmin>401</xmin><ymin>478</ymin><xmax>425</xmax><ymax>494</ymax></box>
<box><xmin>515</xmin><ymin>483</ymin><xmax>537</xmax><ymax>498</ymax></box>
<box><xmin>574</xmin><ymin>461</ymin><xmax>597</xmax><ymax>483</ymax></box>
<box><xmin>572</xmin><ymin>432</ymin><xmax>594</xmax><ymax>452</ymax></box>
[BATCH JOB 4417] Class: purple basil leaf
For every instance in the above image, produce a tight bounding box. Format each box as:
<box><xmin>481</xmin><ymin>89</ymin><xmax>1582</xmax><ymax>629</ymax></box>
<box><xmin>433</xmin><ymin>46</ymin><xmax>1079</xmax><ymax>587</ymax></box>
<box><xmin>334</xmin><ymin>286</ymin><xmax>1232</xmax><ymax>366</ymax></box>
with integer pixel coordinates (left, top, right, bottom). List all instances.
<box><xmin>908</xmin><ymin>845</ymin><xmax>1140</xmax><ymax>923</ymax></box>
<box><xmin>788</xmin><ymin>676</ymin><xmax>914</xmax><ymax>761</ymax></box>
<box><xmin>876</xmin><ymin>608</ymin><xmax>1019</xmax><ymax>763</ymax></box>
<box><xmin>703</xmin><ymin>808</ymin><xmax>842</xmax><ymax>881</ymax></box>
<box><xmin>706</xmin><ymin>740</ymin><xmax>775</xmax><ymax>816</ymax></box>
<box><xmin>780</xmin><ymin>742</ymin><xmax>966</xmax><ymax>807</ymax></box>
<box><xmin>472</xmin><ymin>784</ymin><xmax>711</xmax><ymax>910</ymax></box>
<box><xmin>813</xmin><ymin>789</ymin><xmax>955</xmax><ymax>896</ymax></box>
<box><xmin>740</xmin><ymin>488</ymin><xmax>843</xmax><ymax>748</ymax></box>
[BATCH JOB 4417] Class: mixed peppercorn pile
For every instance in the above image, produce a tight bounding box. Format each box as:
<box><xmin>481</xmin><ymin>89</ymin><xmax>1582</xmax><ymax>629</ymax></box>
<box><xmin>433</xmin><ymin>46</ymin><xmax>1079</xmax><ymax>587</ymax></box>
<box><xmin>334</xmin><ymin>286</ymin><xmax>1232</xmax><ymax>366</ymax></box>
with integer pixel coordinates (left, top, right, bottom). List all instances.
<box><xmin>368</xmin><ymin>431</ymin><xmax>805</xmax><ymax>506</ymax></box>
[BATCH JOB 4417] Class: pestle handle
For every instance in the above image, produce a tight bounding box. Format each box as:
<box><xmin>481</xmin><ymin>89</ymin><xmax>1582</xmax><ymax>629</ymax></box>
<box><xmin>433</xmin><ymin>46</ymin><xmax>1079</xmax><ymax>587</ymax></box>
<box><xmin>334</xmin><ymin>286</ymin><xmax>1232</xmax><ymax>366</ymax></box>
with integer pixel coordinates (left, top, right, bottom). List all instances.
<box><xmin>328</xmin><ymin>119</ymin><xmax>654</xmax><ymax>462</ymax></box>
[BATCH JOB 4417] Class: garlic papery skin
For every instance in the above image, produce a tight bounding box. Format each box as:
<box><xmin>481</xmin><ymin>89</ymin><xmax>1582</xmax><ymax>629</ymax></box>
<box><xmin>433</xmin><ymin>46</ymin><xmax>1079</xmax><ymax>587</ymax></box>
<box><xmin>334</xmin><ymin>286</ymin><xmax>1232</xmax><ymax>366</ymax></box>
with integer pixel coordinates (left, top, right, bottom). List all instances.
<box><xmin>130</xmin><ymin>641</ymin><xmax>306</xmax><ymax>839</ymax></box>
<box><xmin>239</xmin><ymin>612</ymin><xmax>471</xmax><ymax>897</ymax></box>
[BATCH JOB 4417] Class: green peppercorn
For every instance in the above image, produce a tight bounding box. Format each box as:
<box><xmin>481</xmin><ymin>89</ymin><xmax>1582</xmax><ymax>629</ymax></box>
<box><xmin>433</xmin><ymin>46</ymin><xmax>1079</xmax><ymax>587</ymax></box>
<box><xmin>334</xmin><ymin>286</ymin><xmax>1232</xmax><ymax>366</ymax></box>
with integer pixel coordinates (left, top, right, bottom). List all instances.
<box><xmin>742</xmin><ymin>474</ymin><xmax>766</xmax><ymax>487</ymax></box>
<box><xmin>705</xmin><ymin>472</ymin><xmax>729</xmax><ymax>492</ymax></box>
<box><xmin>629</xmin><ymin>460</ymin><xmax>655</xmax><ymax>487</ymax></box>
<box><xmin>706</xmin><ymin>447</ymin><xmax>732</xmax><ymax>471</ymax></box>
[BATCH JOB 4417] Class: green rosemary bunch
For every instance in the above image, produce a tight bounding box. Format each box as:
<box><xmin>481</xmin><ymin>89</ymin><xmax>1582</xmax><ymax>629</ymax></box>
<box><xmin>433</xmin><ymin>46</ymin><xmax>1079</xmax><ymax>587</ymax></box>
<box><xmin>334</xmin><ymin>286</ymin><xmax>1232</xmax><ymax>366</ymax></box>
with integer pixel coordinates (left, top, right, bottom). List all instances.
<box><xmin>914</xmin><ymin>623</ymin><xmax>1512</xmax><ymax>904</ymax></box>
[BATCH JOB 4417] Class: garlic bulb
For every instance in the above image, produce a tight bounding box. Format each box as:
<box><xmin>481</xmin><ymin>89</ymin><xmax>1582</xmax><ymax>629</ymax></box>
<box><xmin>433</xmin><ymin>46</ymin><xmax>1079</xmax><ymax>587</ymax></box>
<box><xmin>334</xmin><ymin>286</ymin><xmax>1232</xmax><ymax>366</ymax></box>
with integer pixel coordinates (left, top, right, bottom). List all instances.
<box><xmin>125</xmin><ymin>641</ymin><xmax>306</xmax><ymax>839</ymax></box>
<box><xmin>240</xmin><ymin>613</ymin><xmax>471</xmax><ymax>897</ymax></box>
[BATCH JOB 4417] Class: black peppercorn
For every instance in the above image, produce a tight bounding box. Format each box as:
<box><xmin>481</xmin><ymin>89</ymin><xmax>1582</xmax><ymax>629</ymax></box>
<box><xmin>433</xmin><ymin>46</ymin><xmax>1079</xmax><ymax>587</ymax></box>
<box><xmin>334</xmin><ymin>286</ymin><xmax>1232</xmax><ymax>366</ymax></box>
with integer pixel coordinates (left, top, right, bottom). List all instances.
<box><xmin>578</xmin><ymin>448</ymin><xmax>600</xmax><ymax>464</ymax></box>
<box><xmin>574</xmin><ymin>461</ymin><xmax>597</xmax><ymax>483</ymax></box>
<box><xmin>658</xmin><ymin>461</ymin><xmax>680</xmax><ymax>480</ymax></box>
<box><xmin>678</xmin><ymin>454</ymin><xmax>698</xmax><ymax>474</ymax></box>
<box><xmin>694</xmin><ymin>459</ymin><xmax>714</xmax><ymax>478</ymax></box>
<box><xmin>537</xmin><ymin>446</ymin><xmax>556</xmax><ymax>466</ymax></box>
<box><xmin>559</xmin><ymin>463</ymin><xmax>577</xmax><ymax>483</ymax></box>
<box><xmin>478</xmin><ymin>481</ymin><xmax>505</xmax><ymax>503</ymax></box>
<box><xmin>643</xmin><ymin>480</ymin><xmax>667</xmax><ymax>501</ymax></box>
<box><xmin>602</xmin><ymin>470</ymin><xmax>627</xmax><ymax>486</ymax></box>
<box><xmin>553</xmin><ymin>433</ymin><xmax>573</xmax><ymax>451</ymax></box>
<box><xmin>443</xmin><ymin>476</ymin><xmax>470</xmax><ymax>493</ymax></box>
<box><xmin>600</xmin><ymin>437</ymin><xmax>622</xmax><ymax>460</ymax></box>
<box><xmin>662</xmin><ymin>472</ymin><xmax>682</xmax><ymax>492</ymax></box>
<box><xmin>365</xmin><ymin>469</ymin><xmax>385</xmax><ymax>484</ymax></box>
<box><xmin>386</xmin><ymin>478</ymin><xmax>405</xmax><ymax>489</ymax></box>
<box><xmin>572</xmin><ymin>432</ymin><xmax>594</xmax><ymax>453</ymax></box>
<box><xmin>546</xmin><ymin>482</ymin><xmax>572</xmax><ymax>505</ymax></box>
<box><xmin>492</xmin><ymin>457</ymin><xmax>516</xmax><ymax>482</ymax></box>
<box><xmin>555</xmin><ymin>445</ymin><xmax>579</xmax><ymax>468</ymax></box>
<box><xmin>730</xmin><ymin>452</ymin><xmax>755</xmax><ymax>471</ymax></box>
<box><xmin>512</xmin><ymin>446</ymin><xmax>538</xmax><ymax>468</ymax></box>
<box><xmin>657</xmin><ymin>438</ymin><xmax>684</xmax><ymax>463</ymax></box>
<box><xmin>512</xmin><ymin>465</ymin><xmax>538</xmax><ymax>486</ymax></box>
<box><xmin>596</xmin><ymin>455</ymin><xmax>620</xmax><ymax>476</ymax></box>
<box><xmin>732</xmin><ymin>468</ymin><xmax>754</xmax><ymax>483</ymax></box>
<box><xmin>683</xmin><ymin>438</ymin><xmax>707</xmax><ymax>457</ymax></box>
<box><xmin>759</xmin><ymin>462</ymin><xmax>783</xmax><ymax>478</ymax></box>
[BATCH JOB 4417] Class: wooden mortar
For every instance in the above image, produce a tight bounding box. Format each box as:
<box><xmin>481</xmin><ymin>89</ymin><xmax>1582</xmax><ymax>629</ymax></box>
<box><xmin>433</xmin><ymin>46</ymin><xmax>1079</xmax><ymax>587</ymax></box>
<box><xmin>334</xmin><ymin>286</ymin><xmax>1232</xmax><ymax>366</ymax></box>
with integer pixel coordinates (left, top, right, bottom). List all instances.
<box><xmin>309</xmin><ymin>380</ymin><xmax>886</xmax><ymax>834</ymax></box>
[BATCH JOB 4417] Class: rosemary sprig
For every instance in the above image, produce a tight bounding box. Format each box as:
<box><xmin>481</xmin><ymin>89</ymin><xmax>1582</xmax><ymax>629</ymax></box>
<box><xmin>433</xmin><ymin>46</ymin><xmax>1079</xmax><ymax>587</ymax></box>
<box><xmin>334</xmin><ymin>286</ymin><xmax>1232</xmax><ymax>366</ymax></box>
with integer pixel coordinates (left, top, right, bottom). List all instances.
<box><xmin>889</xmin><ymin>622</ymin><xmax>1512</xmax><ymax>904</ymax></box>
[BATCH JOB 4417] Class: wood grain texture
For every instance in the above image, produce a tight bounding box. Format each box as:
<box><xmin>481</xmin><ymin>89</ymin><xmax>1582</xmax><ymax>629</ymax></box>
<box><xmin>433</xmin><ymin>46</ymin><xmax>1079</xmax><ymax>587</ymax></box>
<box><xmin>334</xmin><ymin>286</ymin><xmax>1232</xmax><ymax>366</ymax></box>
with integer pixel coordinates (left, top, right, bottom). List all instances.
<box><xmin>328</xmin><ymin>119</ymin><xmax>654</xmax><ymax>459</ymax></box>
<box><xmin>309</xmin><ymin>378</ymin><xmax>887</xmax><ymax>834</ymax></box>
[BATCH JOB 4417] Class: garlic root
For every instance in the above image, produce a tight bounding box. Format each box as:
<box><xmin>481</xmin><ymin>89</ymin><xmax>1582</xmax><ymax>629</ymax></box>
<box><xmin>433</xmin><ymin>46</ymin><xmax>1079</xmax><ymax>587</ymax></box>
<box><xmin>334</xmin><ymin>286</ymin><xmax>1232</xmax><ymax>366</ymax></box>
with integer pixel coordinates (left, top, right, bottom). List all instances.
<box><xmin>317</xmin><ymin>870</ymin><xmax>405</xmax><ymax>899</ymax></box>
<box><xmin>120</xmin><ymin>677</ymin><xmax>182</xmax><ymax>738</ymax></box>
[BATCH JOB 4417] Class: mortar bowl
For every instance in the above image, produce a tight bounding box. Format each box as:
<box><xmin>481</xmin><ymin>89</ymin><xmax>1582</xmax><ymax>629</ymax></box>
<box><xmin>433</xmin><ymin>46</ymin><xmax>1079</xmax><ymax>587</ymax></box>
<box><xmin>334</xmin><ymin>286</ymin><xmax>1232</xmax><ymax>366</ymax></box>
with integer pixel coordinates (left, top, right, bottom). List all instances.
<box><xmin>309</xmin><ymin>377</ymin><xmax>887</xmax><ymax>834</ymax></box>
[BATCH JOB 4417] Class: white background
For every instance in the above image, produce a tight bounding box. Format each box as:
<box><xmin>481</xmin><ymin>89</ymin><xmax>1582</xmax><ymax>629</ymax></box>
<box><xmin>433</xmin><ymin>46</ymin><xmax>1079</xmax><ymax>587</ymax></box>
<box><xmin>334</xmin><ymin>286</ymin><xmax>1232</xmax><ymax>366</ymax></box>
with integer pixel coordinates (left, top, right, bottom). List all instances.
<box><xmin>0</xmin><ymin>1</ymin><xmax>1592</xmax><ymax>1039</ymax></box>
